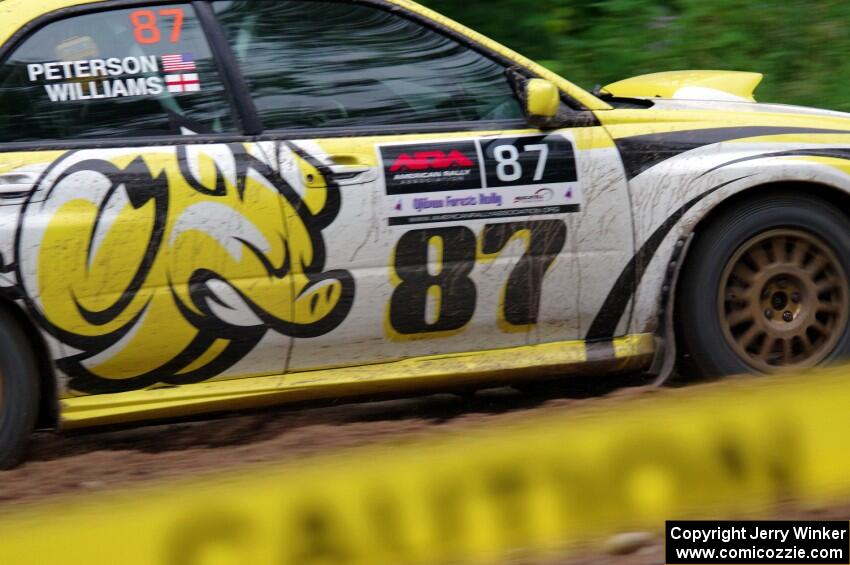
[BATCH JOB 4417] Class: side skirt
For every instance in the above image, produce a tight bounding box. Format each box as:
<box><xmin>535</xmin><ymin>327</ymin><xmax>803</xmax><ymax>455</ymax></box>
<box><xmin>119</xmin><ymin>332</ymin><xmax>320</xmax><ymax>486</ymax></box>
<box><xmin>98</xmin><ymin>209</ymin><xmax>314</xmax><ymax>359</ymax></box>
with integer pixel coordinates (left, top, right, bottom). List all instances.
<box><xmin>59</xmin><ymin>334</ymin><xmax>656</xmax><ymax>430</ymax></box>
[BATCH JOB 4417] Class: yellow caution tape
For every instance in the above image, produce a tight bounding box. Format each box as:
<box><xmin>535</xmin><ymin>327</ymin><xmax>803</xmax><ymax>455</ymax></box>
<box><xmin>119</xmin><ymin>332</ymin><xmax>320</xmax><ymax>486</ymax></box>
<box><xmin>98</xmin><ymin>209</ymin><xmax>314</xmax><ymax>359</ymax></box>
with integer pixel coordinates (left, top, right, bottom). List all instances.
<box><xmin>2</xmin><ymin>368</ymin><xmax>850</xmax><ymax>565</ymax></box>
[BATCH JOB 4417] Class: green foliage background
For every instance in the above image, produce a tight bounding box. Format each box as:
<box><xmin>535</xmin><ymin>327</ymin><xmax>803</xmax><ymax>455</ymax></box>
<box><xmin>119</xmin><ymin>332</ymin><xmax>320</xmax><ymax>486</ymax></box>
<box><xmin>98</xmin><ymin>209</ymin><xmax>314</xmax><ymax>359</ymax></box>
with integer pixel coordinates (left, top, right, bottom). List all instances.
<box><xmin>422</xmin><ymin>0</ymin><xmax>850</xmax><ymax>111</ymax></box>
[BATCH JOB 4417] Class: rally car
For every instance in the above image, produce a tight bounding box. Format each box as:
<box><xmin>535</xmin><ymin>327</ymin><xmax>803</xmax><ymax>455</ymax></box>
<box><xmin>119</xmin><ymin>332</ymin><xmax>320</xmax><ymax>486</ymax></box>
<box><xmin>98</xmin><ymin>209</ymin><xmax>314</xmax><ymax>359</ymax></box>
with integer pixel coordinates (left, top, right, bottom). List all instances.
<box><xmin>1</xmin><ymin>0</ymin><xmax>850</xmax><ymax>468</ymax></box>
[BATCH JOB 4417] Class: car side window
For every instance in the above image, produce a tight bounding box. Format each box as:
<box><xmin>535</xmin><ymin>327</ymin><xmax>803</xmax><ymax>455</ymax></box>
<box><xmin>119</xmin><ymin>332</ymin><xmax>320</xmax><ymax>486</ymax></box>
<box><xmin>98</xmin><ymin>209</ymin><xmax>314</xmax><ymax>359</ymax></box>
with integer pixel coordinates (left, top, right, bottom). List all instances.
<box><xmin>213</xmin><ymin>0</ymin><xmax>525</xmax><ymax>130</ymax></box>
<box><xmin>0</xmin><ymin>4</ymin><xmax>234</xmax><ymax>142</ymax></box>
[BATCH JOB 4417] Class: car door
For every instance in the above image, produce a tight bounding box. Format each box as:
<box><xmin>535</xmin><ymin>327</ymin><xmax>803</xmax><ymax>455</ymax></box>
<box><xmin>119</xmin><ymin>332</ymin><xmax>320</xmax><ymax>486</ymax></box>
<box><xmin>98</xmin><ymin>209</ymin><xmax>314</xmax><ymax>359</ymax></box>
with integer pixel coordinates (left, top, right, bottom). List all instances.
<box><xmin>212</xmin><ymin>0</ymin><xmax>635</xmax><ymax>372</ymax></box>
<box><xmin>0</xmin><ymin>3</ymin><xmax>302</xmax><ymax>395</ymax></box>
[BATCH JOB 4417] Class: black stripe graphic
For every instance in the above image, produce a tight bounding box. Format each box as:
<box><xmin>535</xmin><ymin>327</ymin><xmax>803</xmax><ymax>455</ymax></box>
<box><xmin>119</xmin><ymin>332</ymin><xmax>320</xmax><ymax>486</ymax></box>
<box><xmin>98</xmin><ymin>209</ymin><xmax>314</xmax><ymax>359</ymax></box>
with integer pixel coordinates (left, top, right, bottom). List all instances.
<box><xmin>614</xmin><ymin>127</ymin><xmax>850</xmax><ymax>180</ymax></box>
<box><xmin>698</xmin><ymin>147</ymin><xmax>850</xmax><ymax>178</ymax></box>
<box><xmin>586</xmin><ymin>176</ymin><xmax>749</xmax><ymax>340</ymax></box>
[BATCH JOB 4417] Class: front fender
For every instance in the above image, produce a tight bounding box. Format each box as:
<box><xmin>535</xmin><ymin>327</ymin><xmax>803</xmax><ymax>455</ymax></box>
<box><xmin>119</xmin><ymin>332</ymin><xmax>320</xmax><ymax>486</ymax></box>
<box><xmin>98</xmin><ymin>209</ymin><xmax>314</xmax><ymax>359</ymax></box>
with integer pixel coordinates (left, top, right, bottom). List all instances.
<box><xmin>615</xmin><ymin>144</ymin><xmax>850</xmax><ymax>338</ymax></box>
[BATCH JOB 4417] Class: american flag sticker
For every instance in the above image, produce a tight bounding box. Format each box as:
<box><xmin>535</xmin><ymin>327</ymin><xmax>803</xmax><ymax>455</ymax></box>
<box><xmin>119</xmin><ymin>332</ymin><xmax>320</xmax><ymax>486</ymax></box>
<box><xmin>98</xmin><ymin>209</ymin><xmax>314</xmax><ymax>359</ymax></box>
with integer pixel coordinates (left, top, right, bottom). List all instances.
<box><xmin>161</xmin><ymin>53</ymin><xmax>197</xmax><ymax>72</ymax></box>
<box><xmin>166</xmin><ymin>74</ymin><xmax>201</xmax><ymax>93</ymax></box>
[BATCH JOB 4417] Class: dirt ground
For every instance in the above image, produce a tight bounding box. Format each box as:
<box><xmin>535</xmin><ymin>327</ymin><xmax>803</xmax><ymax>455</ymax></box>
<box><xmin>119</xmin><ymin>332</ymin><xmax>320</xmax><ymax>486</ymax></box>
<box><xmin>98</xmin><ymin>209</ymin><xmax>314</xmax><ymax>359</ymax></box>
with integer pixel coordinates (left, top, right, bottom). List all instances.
<box><xmin>0</xmin><ymin>375</ymin><xmax>653</xmax><ymax>505</ymax></box>
<box><xmin>0</xmin><ymin>375</ymin><xmax>847</xmax><ymax>564</ymax></box>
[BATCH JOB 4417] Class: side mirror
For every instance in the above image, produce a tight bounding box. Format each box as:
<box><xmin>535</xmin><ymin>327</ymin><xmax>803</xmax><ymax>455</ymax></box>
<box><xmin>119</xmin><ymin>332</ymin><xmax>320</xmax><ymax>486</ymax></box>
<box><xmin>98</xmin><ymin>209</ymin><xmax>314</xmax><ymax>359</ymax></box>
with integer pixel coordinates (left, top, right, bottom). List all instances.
<box><xmin>524</xmin><ymin>78</ymin><xmax>561</xmax><ymax>129</ymax></box>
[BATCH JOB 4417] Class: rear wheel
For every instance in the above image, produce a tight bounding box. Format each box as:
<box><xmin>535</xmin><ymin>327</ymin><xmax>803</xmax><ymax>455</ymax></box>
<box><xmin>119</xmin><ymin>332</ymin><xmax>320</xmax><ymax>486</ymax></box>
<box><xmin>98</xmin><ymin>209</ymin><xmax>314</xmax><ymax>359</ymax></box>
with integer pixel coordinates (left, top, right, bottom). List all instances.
<box><xmin>678</xmin><ymin>191</ymin><xmax>850</xmax><ymax>378</ymax></box>
<box><xmin>0</xmin><ymin>309</ymin><xmax>39</xmax><ymax>469</ymax></box>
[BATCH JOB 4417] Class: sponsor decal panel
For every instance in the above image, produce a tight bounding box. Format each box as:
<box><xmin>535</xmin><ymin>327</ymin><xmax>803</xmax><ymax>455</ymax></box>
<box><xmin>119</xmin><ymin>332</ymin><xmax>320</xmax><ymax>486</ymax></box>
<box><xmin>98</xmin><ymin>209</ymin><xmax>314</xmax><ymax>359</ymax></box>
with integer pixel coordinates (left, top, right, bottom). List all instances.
<box><xmin>379</xmin><ymin>135</ymin><xmax>582</xmax><ymax>226</ymax></box>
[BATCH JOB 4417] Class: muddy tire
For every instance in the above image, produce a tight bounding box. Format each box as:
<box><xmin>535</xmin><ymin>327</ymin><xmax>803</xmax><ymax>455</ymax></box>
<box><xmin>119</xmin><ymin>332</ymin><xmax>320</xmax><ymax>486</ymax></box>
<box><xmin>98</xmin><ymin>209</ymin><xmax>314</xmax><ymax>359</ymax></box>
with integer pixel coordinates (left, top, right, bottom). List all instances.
<box><xmin>0</xmin><ymin>308</ymin><xmax>39</xmax><ymax>469</ymax></box>
<box><xmin>678</xmin><ymin>190</ymin><xmax>850</xmax><ymax>378</ymax></box>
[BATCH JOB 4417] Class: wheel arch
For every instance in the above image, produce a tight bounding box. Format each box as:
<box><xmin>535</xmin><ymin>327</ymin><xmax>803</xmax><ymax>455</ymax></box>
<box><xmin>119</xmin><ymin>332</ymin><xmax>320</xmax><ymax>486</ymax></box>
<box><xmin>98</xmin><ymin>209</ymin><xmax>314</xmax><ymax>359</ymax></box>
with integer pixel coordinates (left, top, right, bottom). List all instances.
<box><xmin>688</xmin><ymin>181</ymin><xmax>850</xmax><ymax>237</ymax></box>
<box><xmin>656</xmin><ymin>180</ymin><xmax>850</xmax><ymax>381</ymax></box>
<box><xmin>0</xmin><ymin>293</ymin><xmax>59</xmax><ymax>429</ymax></box>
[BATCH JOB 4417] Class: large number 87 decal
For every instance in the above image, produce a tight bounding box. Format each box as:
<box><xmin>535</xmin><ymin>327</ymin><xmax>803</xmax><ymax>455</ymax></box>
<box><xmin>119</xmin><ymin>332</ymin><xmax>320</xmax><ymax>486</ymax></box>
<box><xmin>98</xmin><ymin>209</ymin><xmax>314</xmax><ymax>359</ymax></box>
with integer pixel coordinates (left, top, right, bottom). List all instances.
<box><xmin>388</xmin><ymin>220</ymin><xmax>567</xmax><ymax>338</ymax></box>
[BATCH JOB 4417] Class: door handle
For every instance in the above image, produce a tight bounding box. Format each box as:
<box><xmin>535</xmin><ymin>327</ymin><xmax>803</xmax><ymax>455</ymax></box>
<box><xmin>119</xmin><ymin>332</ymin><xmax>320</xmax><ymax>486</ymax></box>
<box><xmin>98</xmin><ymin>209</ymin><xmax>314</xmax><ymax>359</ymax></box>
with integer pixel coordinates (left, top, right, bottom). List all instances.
<box><xmin>328</xmin><ymin>164</ymin><xmax>372</xmax><ymax>179</ymax></box>
<box><xmin>0</xmin><ymin>172</ymin><xmax>38</xmax><ymax>200</ymax></box>
<box><xmin>317</xmin><ymin>155</ymin><xmax>378</xmax><ymax>185</ymax></box>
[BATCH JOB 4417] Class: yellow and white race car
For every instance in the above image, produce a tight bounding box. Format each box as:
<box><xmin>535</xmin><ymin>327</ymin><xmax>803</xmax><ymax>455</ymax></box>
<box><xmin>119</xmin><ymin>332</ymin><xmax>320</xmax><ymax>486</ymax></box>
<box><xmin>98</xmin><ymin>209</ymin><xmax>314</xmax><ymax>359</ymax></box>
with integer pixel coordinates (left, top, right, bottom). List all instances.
<box><xmin>1</xmin><ymin>0</ymin><xmax>850</xmax><ymax>467</ymax></box>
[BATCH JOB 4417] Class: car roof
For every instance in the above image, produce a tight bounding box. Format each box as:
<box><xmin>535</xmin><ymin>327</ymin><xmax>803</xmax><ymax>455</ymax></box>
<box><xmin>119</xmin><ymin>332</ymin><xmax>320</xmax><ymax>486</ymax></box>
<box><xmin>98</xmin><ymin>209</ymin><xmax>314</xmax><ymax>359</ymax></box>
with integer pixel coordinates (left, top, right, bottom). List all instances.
<box><xmin>0</xmin><ymin>0</ymin><xmax>104</xmax><ymax>47</ymax></box>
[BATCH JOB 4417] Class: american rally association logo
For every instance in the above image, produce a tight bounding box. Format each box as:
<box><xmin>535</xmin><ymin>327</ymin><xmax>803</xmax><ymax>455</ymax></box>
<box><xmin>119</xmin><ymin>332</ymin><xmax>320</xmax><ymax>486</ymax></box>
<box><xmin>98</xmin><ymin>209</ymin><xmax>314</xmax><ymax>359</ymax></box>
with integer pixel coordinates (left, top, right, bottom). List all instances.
<box><xmin>382</xmin><ymin>141</ymin><xmax>484</xmax><ymax>195</ymax></box>
<box><xmin>389</xmin><ymin>149</ymin><xmax>475</xmax><ymax>173</ymax></box>
<box><xmin>26</xmin><ymin>52</ymin><xmax>203</xmax><ymax>102</ymax></box>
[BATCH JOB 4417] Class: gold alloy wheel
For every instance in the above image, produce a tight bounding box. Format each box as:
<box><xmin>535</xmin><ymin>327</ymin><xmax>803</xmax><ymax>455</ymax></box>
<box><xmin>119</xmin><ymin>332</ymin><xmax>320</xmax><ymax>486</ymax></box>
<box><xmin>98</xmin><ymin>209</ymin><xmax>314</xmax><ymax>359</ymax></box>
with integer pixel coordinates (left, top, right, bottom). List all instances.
<box><xmin>719</xmin><ymin>228</ymin><xmax>849</xmax><ymax>371</ymax></box>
